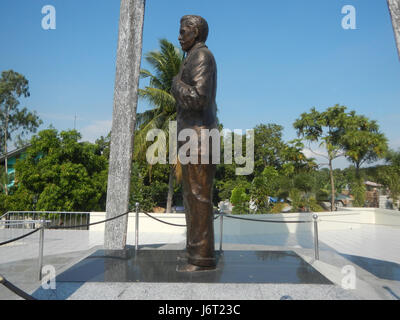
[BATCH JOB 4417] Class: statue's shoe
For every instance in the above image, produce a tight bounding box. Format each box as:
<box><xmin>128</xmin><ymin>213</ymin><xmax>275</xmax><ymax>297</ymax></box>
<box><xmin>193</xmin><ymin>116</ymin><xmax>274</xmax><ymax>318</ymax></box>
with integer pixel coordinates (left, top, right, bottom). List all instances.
<box><xmin>176</xmin><ymin>252</ymin><xmax>188</xmax><ymax>262</ymax></box>
<box><xmin>176</xmin><ymin>263</ymin><xmax>216</xmax><ymax>273</ymax></box>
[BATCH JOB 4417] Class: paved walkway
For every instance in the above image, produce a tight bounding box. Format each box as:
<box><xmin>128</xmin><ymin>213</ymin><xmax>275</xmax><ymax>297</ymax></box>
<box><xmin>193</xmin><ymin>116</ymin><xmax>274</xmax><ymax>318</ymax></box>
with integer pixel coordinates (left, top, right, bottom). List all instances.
<box><xmin>318</xmin><ymin>223</ymin><xmax>400</xmax><ymax>265</ymax></box>
<box><xmin>0</xmin><ymin>229</ymin><xmax>186</xmax><ymax>264</ymax></box>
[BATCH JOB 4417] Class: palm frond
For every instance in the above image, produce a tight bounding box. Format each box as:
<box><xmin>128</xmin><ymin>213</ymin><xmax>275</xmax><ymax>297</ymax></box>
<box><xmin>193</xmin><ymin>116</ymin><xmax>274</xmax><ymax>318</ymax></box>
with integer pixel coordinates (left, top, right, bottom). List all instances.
<box><xmin>144</xmin><ymin>39</ymin><xmax>183</xmax><ymax>91</ymax></box>
<box><xmin>136</xmin><ymin>107</ymin><xmax>160</xmax><ymax>130</ymax></box>
<box><xmin>134</xmin><ymin>112</ymin><xmax>170</xmax><ymax>159</ymax></box>
<box><xmin>135</xmin><ymin>39</ymin><xmax>182</xmax><ymax>163</ymax></box>
<box><xmin>140</xmin><ymin>69</ymin><xmax>154</xmax><ymax>79</ymax></box>
<box><xmin>139</xmin><ymin>87</ymin><xmax>176</xmax><ymax>112</ymax></box>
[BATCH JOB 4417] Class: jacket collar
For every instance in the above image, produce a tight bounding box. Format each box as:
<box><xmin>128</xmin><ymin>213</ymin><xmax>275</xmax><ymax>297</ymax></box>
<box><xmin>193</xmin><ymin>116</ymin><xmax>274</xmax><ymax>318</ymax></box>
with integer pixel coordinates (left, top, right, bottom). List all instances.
<box><xmin>185</xmin><ymin>42</ymin><xmax>207</xmax><ymax>60</ymax></box>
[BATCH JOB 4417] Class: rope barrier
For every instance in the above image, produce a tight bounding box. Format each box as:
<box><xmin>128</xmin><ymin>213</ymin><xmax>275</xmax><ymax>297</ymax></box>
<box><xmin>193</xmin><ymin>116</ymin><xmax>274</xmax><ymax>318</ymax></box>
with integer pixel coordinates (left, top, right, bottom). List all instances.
<box><xmin>0</xmin><ymin>274</ymin><xmax>37</xmax><ymax>300</ymax></box>
<box><xmin>0</xmin><ymin>228</ymin><xmax>41</xmax><ymax>247</ymax></box>
<box><xmin>142</xmin><ymin>212</ymin><xmax>187</xmax><ymax>227</ymax></box>
<box><xmin>0</xmin><ymin>208</ymin><xmax>314</xmax><ymax>248</ymax></box>
<box><xmin>224</xmin><ymin>214</ymin><xmax>312</xmax><ymax>224</ymax></box>
<box><xmin>48</xmin><ymin>210</ymin><xmax>130</xmax><ymax>230</ymax></box>
<box><xmin>141</xmin><ymin>212</ymin><xmax>222</xmax><ymax>227</ymax></box>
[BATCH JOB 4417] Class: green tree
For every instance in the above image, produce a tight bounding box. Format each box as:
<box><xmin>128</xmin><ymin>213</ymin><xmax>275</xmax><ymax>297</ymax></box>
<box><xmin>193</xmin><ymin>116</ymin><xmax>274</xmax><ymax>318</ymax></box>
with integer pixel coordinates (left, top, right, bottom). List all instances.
<box><xmin>253</xmin><ymin>124</ymin><xmax>307</xmax><ymax>175</ymax></box>
<box><xmin>230</xmin><ymin>186</ymin><xmax>250</xmax><ymax>214</ymax></box>
<box><xmin>338</xmin><ymin>111</ymin><xmax>387</xmax><ymax>207</ymax></box>
<box><xmin>216</xmin><ymin>176</ymin><xmax>242</xmax><ymax>203</ymax></box>
<box><xmin>95</xmin><ymin>133</ymin><xmax>111</xmax><ymax>160</ymax></box>
<box><xmin>377</xmin><ymin>149</ymin><xmax>400</xmax><ymax>205</ymax></box>
<box><xmin>0</xmin><ymin>193</ymin><xmax>5</xmax><ymax>214</ymax></box>
<box><xmin>0</xmin><ymin>70</ymin><xmax>42</xmax><ymax>195</ymax></box>
<box><xmin>9</xmin><ymin>129</ymin><xmax>108</xmax><ymax>212</ymax></box>
<box><xmin>340</xmin><ymin>111</ymin><xmax>388</xmax><ymax>178</ymax></box>
<box><xmin>274</xmin><ymin>168</ymin><xmax>323</xmax><ymax>212</ymax></box>
<box><xmin>216</xmin><ymin>123</ymin><xmax>314</xmax><ymax>214</ymax></box>
<box><xmin>129</xmin><ymin>162</ymin><xmax>157</xmax><ymax>212</ymax></box>
<box><xmin>0</xmin><ymin>165</ymin><xmax>7</xmax><ymax>195</ymax></box>
<box><xmin>350</xmin><ymin>180</ymin><xmax>366</xmax><ymax>207</ymax></box>
<box><xmin>385</xmin><ymin>149</ymin><xmax>400</xmax><ymax>167</ymax></box>
<box><xmin>135</xmin><ymin>39</ymin><xmax>183</xmax><ymax>213</ymax></box>
<box><xmin>294</xmin><ymin>105</ymin><xmax>349</xmax><ymax>211</ymax></box>
<box><xmin>250</xmin><ymin>166</ymin><xmax>280</xmax><ymax>213</ymax></box>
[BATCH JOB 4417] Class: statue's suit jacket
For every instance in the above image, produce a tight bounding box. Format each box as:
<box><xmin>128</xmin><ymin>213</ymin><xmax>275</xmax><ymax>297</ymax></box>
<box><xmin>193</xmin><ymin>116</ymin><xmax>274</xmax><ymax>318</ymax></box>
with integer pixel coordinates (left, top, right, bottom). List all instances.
<box><xmin>172</xmin><ymin>42</ymin><xmax>218</xmax><ymax>136</ymax></box>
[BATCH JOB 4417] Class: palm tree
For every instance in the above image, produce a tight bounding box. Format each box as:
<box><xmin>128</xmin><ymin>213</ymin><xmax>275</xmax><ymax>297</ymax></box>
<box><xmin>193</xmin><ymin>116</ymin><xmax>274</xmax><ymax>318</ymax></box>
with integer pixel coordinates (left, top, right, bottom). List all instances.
<box><xmin>135</xmin><ymin>39</ymin><xmax>183</xmax><ymax>213</ymax></box>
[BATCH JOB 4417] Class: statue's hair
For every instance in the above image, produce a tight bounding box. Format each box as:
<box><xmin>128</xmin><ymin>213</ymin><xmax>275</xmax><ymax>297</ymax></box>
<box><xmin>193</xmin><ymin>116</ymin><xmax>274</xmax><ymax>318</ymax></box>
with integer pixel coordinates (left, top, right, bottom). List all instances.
<box><xmin>180</xmin><ymin>15</ymin><xmax>209</xmax><ymax>43</ymax></box>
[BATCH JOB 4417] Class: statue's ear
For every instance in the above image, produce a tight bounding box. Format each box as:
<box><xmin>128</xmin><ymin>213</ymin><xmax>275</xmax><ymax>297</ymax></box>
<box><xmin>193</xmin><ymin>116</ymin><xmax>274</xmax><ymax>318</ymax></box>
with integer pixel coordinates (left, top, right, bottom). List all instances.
<box><xmin>193</xmin><ymin>27</ymin><xmax>199</xmax><ymax>39</ymax></box>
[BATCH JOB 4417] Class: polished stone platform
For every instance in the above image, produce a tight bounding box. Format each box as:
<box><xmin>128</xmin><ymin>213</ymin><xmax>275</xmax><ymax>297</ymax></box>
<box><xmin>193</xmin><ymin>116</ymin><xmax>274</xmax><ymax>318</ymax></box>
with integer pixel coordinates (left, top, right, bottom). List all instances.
<box><xmin>340</xmin><ymin>253</ymin><xmax>400</xmax><ymax>281</ymax></box>
<box><xmin>56</xmin><ymin>249</ymin><xmax>332</xmax><ymax>284</ymax></box>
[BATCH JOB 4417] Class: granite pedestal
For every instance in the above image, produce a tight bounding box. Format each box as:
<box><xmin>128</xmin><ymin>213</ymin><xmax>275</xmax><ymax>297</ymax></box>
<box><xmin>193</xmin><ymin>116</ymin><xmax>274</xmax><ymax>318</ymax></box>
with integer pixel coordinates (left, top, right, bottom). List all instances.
<box><xmin>56</xmin><ymin>249</ymin><xmax>332</xmax><ymax>284</ymax></box>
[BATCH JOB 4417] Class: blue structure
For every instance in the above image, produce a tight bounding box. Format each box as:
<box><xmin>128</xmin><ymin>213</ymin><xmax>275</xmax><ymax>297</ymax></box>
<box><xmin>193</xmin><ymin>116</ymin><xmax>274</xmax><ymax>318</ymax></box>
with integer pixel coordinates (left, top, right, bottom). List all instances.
<box><xmin>0</xmin><ymin>145</ymin><xmax>30</xmax><ymax>191</ymax></box>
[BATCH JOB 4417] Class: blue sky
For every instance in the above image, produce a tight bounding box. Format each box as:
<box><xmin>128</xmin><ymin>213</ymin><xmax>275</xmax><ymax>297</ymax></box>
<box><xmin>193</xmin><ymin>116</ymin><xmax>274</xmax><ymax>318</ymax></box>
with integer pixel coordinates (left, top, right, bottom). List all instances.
<box><xmin>1</xmin><ymin>0</ymin><xmax>399</xmax><ymax>168</ymax></box>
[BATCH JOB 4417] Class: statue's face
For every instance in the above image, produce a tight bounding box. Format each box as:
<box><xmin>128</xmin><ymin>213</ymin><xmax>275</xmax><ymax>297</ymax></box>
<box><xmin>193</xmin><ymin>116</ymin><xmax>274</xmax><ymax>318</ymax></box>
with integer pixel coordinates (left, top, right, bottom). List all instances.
<box><xmin>178</xmin><ymin>23</ymin><xmax>198</xmax><ymax>52</ymax></box>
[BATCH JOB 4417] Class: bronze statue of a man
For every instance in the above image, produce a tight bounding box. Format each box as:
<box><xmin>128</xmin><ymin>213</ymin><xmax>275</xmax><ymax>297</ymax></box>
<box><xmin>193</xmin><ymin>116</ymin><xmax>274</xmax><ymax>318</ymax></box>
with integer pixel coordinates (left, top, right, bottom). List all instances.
<box><xmin>171</xmin><ymin>15</ymin><xmax>218</xmax><ymax>272</ymax></box>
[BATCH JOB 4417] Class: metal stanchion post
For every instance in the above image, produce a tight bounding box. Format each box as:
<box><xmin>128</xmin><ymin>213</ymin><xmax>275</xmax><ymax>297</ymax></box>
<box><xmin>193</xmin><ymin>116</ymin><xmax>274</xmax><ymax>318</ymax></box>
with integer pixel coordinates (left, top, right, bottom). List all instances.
<box><xmin>219</xmin><ymin>211</ymin><xmax>224</xmax><ymax>253</ymax></box>
<box><xmin>38</xmin><ymin>219</ymin><xmax>45</xmax><ymax>281</ymax></box>
<box><xmin>312</xmin><ymin>213</ymin><xmax>319</xmax><ymax>260</ymax></box>
<box><xmin>135</xmin><ymin>202</ymin><xmax>139</xmax><ymax>251</ymax></box>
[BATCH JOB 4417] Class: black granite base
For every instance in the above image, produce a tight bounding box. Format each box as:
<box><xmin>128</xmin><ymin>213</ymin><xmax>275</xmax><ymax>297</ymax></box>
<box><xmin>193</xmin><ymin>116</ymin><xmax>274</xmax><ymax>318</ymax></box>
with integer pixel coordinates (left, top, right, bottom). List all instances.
<box><xmin>57</xmin><ymin>249</ymin><xmax>332</xmax><ymax>284</ymax></box>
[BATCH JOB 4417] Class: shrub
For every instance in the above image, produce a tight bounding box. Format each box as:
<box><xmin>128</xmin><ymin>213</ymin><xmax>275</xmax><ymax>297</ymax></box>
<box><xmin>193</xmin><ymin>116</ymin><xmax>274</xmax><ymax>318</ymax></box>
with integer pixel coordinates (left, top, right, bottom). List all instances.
<box><xmin>351</xmin><ymin>181</ymin><xmax>366</xmax><ymax>207</ymax></box>
<box><xmin>230</xmin><ymin>186</ymin><xmax>249</xmax><ymax>214</ymax></box>
<box><xmin>308</xmin><ymin>197</ymin><xmax>324</xmax><ymax>212</ymax></box>
<box><xmin>271</xmin><ymin>202</ymin><xmax>286</xmax><ymax>214</ymax></box>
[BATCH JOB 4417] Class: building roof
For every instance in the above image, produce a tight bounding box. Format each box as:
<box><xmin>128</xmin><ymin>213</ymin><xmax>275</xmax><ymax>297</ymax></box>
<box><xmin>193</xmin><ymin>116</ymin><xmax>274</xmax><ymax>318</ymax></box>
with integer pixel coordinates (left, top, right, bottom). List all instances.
<box><xmin>0</xmin><ymin>145</ymin><xmax>31</xmax><ymax>163</ymax></box>
<box><xmin>365</xmin><ymin>181</ymin><xmax>383</xmax><ymax>187</ymax></box>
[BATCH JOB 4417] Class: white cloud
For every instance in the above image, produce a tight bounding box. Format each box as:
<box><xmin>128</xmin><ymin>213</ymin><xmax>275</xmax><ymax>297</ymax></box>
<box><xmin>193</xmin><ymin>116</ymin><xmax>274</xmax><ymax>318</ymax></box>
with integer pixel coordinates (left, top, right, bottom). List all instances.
<box><xmin>80</xmin><ymin>120</ymin><xmax>112</xmax><ymax>143</ymax></box>
<box><xmin>301</xmin><ymin>143</ymin><xmax>350</xmax><ymax>169</ymax></box>
<box><xmin>302</xmin><ymin>147</ymin><xmax>327</xmax><ymax>160</ymax></box>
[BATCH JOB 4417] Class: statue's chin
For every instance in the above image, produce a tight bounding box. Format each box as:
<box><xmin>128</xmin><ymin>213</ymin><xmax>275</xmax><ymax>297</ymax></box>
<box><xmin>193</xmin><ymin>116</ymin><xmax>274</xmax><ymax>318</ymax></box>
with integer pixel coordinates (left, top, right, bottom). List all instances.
<box><xmin>181</xmin><ymin>43</ymin><xmax>194</xmax><ymax>52</ymax></box>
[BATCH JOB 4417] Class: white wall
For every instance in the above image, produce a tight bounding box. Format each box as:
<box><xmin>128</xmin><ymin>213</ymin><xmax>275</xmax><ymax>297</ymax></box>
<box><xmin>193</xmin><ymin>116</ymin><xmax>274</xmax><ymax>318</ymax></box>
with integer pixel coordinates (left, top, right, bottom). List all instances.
<box><xmin>89</xmin><ymin>212</ymin><xmax>187</xmax><ymax>235</ymax></box>
<box><xmin>374</xmin><ymin>208</ymin><xmax>400</xmax><ymax>226</ymax></box>
<box><xmin>88</xmin><ymin>208</ymin><xmax>400</xmax><ymax>236</ymax></box>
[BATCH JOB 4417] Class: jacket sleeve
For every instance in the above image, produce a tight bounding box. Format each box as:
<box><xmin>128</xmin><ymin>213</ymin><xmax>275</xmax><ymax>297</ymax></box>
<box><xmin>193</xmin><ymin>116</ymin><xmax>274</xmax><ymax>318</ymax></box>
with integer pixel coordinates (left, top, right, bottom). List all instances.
<box><xmin>172</xmin><ymin>50</ymin><xmax>214</xmax><ymax>111</ymax></box>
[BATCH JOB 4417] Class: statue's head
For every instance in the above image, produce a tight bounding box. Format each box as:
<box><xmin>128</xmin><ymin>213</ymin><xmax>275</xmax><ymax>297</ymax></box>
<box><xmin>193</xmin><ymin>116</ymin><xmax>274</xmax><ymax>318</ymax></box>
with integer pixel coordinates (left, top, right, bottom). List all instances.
<box><xmin>179</xmin><ymin>15</ymin><xmax>209</xmax><ymax>52</ymax></box>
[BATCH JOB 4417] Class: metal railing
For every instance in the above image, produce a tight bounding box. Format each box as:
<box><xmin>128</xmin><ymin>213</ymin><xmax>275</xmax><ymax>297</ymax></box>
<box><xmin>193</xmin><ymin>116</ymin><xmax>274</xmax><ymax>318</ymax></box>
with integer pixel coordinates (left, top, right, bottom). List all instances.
<box><xmin>1</xmin><ymin>211</ymin><xmax>90</xmax><ymax>230</ymax></box>
<box><xmin>0</xmin><ymin>219</ymin><xmax>51</xmax><ymax>249</ymax></box>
